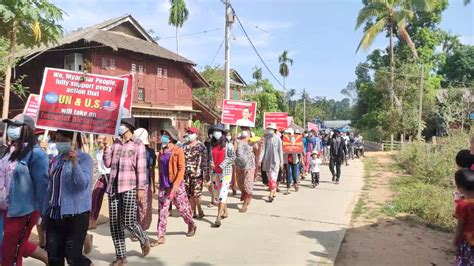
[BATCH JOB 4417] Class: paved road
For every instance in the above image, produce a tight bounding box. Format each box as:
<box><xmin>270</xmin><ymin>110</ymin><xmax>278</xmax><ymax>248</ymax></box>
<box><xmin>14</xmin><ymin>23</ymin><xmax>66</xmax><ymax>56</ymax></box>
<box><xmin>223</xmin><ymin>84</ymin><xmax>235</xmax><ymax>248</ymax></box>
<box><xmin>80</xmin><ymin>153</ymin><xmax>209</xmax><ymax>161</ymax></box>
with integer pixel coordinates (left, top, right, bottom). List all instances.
<box><xmin>26</xmin><ymin>158</ymin><xmax>364</xmax><ymax>266</ymax></box>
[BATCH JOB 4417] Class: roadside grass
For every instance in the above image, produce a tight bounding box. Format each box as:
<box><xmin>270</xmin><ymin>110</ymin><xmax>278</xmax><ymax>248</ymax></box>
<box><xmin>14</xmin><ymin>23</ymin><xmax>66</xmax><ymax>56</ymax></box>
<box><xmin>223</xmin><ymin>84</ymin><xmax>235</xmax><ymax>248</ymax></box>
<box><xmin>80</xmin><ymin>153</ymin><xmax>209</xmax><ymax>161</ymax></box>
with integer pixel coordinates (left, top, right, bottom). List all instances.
<box><xmin>352</xmin><ymin>157</ymin><xmax>376</xmax><ymax>221</ymax></box>
<box><xmin>385</xmin><ymin>133</ymin><xmax>469</xmax><ymax>232</ymax></box>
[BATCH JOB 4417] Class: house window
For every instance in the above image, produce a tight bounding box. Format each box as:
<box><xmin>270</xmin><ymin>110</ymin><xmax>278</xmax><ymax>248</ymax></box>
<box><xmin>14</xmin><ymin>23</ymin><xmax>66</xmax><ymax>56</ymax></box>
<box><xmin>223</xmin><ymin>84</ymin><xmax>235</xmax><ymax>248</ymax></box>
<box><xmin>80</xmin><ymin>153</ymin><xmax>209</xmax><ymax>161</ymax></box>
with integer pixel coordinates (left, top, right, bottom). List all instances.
<box><xmin>109</xmin><ymin>58</ymin><xmax>116</xmax><ymax>70</ymax></box>
<box><xmin>138</xmin><ymin>65</ymin><xmax>144</xmax><ymax>74</ymax></box>
<box><xmin>131</xmin><ymin>63</ymin><xmax>136</xmax><ymax>73</ymax></box>
<box><xmin>137</xmin><ymin>88</ymin><xmax>145</xmax><ymax>102</ymax></box>
<box><xmin>163</xmin><ymin>68</ymin><xmax>168</xmax><ymax>78</ymax></box>
<box><xmin>101</xmin><ymin>57</ymin><xmax>107</xmax><ymax>69</ymax></box>
<box><xmin>157</xmin><ymin>67</ymin><xmax>163</xmax><ymax>77</ymax></box>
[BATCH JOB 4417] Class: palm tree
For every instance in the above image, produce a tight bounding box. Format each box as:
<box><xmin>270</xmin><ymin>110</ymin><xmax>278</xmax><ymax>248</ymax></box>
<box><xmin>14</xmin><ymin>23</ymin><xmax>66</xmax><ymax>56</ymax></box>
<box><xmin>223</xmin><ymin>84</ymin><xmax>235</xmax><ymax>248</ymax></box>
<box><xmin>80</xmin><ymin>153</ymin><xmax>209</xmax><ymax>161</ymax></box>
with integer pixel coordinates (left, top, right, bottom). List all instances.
<box><xmin>278</xmin><ymin>50</ymin><xmax>293</xmax><ymax>90</ymax></box>
<box><xmin>465</xmin><ymin>0</ymin><xmax>471</xmax><ymax>5</ymax></box>
<box><xmin>168</xmin><ymin>0</ymin><xmax>189</xmax><ymax>54</ymax></box>
<box><xmin>355</xmin><ymin>0</ymin><xmax>433</xmax><ymax>109</ymax></box>
<box><xmin>252</xmin><ymin>66</ymin><xmax>262</xmax><ymax>87</ymax></box>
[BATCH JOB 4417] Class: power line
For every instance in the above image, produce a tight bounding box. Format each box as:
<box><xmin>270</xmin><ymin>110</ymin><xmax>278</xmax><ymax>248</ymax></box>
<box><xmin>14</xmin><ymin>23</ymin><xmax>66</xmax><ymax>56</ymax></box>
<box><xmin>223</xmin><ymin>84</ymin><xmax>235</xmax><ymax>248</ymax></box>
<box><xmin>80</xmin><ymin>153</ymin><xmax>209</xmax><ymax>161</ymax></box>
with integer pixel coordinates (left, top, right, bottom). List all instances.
<box><xmin>159</xmin><ymin>28</ymin><xmax>224</xmax><ymax>40</ymax></box>
<box><xmin>210</xmin><ymin>39</ymin><xmax>225</xmax><ymax>66</ymax></box>
<box><xmin>359</xmin><ymin>65</ymin><xmax>473</xmax><ymax>87</ymax></box>
<box><xmin>228</xmin><ymin>4</ymin><xmax>286</xmax><ymax>90</ymax></box>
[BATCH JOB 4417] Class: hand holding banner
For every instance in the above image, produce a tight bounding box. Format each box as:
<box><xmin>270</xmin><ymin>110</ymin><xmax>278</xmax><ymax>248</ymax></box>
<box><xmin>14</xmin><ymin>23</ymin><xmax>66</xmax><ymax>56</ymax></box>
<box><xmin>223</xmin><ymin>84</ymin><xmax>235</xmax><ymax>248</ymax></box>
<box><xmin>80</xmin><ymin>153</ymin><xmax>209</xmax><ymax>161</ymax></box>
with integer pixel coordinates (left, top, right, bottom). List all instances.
<box><xmin>36</xmin><ymin>68</ymin><xmax>127</xmax><ymax>136</ymax></box>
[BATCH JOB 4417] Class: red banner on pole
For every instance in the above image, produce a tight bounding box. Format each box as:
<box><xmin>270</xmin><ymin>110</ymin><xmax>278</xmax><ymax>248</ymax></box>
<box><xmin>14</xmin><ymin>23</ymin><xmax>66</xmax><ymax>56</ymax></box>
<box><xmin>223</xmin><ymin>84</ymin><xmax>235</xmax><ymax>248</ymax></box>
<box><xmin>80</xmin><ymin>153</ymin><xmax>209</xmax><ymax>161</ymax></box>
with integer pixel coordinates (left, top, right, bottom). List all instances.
<box><xmin>221</xmin><ymin>99</ymin><xmax>257</xmax><ymax>127</ymax></box>
<box><xmin>307</xmin><ymin>122</ymin><xmax>319</xmax><ymax>133</ymax></box>
<box><xmin>36</xmin><ymin>68</ymin><xmax>127</xmax><ymax>136</ymax></box>
<box><xmin>23</xmin><ymin>94</ymin><xmax>40</xmax><ymax>120</ymax></box>
<box><xmin>282</xmin><ymin>134</ymin><xmax>304</xmax><ymax>153</ymax></box>
<box><xmin>264</xmin><ymin>112</ymin><xmax>288</xmax><ymax>131</ymax></box>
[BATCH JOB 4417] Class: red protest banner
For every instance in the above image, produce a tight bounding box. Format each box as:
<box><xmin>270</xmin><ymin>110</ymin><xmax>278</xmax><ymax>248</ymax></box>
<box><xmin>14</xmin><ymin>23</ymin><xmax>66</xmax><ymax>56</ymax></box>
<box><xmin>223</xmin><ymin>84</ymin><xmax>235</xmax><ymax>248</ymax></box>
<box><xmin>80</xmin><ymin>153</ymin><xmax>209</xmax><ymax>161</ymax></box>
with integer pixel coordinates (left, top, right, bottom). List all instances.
<box><xmin>118</xmin><ymin>74</ymin><xmax>133</xmax><ymax>118</ymax></box>
<box><xmin>36</xmin><ymin>68</ymin><xmax>127</xmax><ymax>135</ymax></box>
<box><xmin>23</xmin><ymin>94</ymin><xmax>40</xmax><ymax>120</ymax></box>
<box><xmin>264</xmin><ymin>112</ymin><xmax>288</xmax><ymax>131</ymax></box>
<box><xmin>307</xmin><ymin>122</ymin><xmax>319</xmax><ymax>133</ymax></box>
<box><xmin>221</xmin><ymin>99</ymin><xmax>257</xmax><ymax>127</ymax></box>
<box><xmin>282</xmin><ymin>134</ymin><xmax>304</xmax><ymax>153</ymax></box>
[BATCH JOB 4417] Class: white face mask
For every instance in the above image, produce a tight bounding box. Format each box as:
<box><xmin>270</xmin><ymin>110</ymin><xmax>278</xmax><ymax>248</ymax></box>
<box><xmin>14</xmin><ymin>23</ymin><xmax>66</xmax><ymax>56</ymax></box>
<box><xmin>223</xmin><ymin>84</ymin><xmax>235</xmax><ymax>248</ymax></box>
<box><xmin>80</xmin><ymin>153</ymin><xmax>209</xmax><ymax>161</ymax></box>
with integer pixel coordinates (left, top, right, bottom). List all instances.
<box><xmin>266</xmin><ymin>129</ymin><xmax>274</xmax><ymax>135</ymax></box>
<box><xmin>186</xmin><ymin>133</ymin><xmax>197</xmax><ymax>142</ymax></box>
<box><xmin>241</xmin><ymin>131</ymin><xmax>249</xmax><ymax>137</ymax></box>
<box><xmin>226</xmin><ymin>136</ymin><xmax>232</xmax><ymax>141</ymax></box>
<box><xmin>7</xmin><ymin>126</ymin><xmax>21</xmax><ymax>141</ymax></box>
<box><xmin>213</xmin><ymin>131</ymin><xmax>222</xmax><ymax>140</ymax></box>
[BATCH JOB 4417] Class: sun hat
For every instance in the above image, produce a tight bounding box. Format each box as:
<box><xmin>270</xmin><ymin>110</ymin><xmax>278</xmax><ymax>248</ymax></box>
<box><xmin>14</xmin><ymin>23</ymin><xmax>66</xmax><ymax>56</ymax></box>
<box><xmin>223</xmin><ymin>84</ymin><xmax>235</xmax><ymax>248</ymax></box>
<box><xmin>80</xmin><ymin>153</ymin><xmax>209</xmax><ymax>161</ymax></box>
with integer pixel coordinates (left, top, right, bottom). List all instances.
<box><xmin>212</xmin><ymin>124</ymin><xmax>225</xmax><ymax>132</ymax></box>
<box><xmin>121</xmin><ymin>117</ymin><xmax>137</xmax><ymax>130</ymax></box>
<box><xmin>134</xmin><ymin>128</ymin><xmax>150</xmax><ymax>145</ymax></box>
<box><xmin>187</xmin><ymin>127</ymin><xmax>199</xmax><ymax>134</ymax></box>
<box><xmin>3</xmin><ymin>114</ymin><xmax>35</xmax><ymax>130</ymax></box>
<box><xmin>161</xmin><ymin>126</ymin><xmax>179</xmax><ymax>141</ymax></box>
<box><xmin>266</xmin><ymin>123</ymin><xmax>277</xmax><ymax>130</ymax></box>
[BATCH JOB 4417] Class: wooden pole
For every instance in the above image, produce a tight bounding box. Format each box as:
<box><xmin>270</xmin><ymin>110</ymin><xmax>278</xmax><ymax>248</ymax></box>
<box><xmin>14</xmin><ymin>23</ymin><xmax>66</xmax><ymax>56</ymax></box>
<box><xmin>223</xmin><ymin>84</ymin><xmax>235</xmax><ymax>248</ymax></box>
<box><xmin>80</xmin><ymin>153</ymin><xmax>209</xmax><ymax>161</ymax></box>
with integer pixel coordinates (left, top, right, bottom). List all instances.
<box><xmin>71</xmin><ymin>132</ymin><xmax>78</xmax><ymax>150</ymax></box>
<box><xmin>390</xmin><ymin>134</ymin><xmax>394</xmax><ymax>152</ymax></box>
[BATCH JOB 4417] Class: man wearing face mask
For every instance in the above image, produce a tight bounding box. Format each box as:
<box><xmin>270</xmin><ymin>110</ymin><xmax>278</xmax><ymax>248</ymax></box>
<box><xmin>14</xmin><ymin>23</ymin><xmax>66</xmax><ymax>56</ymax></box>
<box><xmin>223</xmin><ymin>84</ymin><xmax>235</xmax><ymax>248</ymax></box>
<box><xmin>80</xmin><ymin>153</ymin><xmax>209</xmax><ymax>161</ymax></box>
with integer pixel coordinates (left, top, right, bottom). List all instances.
<box><xmin>103</xmin><ymin>117</ymin><xmax>150</xmax><ymax>265</ymax></box>
<box><xmin>258</xmin><ymin>123</ymin><xmax>283</xmax><ymax>202</ymax></box>
<box><xmin>183</xmin><ymin>127</ymin><xmax>208</xmax><ymax>219</ymax></box>
<box><xmin>329</xmin><ymin>130</ymin><xmax>346</xmax><ymax>184</ymax></box>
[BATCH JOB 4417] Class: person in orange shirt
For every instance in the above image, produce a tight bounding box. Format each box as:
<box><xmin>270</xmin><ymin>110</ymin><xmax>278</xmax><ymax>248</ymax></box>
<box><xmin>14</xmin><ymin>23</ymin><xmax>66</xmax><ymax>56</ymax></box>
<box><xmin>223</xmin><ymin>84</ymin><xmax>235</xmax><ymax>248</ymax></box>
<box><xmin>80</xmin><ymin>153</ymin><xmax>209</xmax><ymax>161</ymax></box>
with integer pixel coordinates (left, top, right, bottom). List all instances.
<box><xmin>454</xmin><ymin>169</ymin><xmax>474</xmax><ymax>265</ymax></box>
<box><xmin>153</xmin><ymin>127</ymin><xmax>197</xmax><ymax>246</ymax></box>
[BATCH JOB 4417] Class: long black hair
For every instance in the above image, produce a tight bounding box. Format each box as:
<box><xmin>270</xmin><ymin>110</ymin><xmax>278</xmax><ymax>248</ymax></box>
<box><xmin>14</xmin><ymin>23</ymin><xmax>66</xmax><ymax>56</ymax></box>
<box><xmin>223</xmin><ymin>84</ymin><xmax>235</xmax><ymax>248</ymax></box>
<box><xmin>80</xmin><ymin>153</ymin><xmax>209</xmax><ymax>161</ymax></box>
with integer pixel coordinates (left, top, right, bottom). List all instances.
<box><xmin>211</xmin><ymin>130</ymin><xmax>227</xmax><ymax>149</ymax></box>
<box><xmin>56</xmin><ymin>130</ymin><xmax>83</xmax><ymax>150</ymax></box>
<box><xmin>6</xmin><ymin>125</ymin><xmax>37</xmax><ymax>161</ymax></box>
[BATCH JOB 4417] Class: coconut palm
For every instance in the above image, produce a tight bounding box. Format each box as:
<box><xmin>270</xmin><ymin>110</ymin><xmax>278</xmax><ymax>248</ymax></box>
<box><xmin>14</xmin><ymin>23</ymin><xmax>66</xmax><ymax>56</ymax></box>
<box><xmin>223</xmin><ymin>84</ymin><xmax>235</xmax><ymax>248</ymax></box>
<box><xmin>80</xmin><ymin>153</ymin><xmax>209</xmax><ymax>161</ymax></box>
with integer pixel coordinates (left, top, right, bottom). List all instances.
<box><xmin>355</xmin><ymin>0</ymin><xmax>434</xmax><ymax>109</ymax></box>
<box><xmin>465</xmin><ymin>0</ymin><xmax>471</xmax><ymax>5</ymax></box>
<box><xmin>252</xmin><ymin>66</ymin><xmax>262</xmax><ymax>85</ymax></box>
<box><xmin>278</xmin><ymin>50</ymin><xmax>293</xmax><ymax>90</ymax></box>
<box><xmin>168</xmin><ymin>0</ymin><xmax>189</xmax><ymax>54</ymax></box>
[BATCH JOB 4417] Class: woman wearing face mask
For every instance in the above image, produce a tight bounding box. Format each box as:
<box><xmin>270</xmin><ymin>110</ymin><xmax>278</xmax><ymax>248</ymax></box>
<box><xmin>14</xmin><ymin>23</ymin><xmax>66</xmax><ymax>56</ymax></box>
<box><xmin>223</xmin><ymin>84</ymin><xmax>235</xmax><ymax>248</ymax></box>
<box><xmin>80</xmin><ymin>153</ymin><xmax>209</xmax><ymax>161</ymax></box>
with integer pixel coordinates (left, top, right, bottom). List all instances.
<box><xmin>210</xmin><ymin>124</ymin><xmax>236</xmax><ymax>227</ymax></box>
<box><xmin>43</xmin><ymin>130</ymin><xmax>93</xmax><ymax>265</ymax></box>
<box><xmin>235</xmin><ymin>129</ymin><xmax>256</xmax><ymax>213</ymax></box>
<box><xmin>183</xmin><ymin>127</ymin><xmax>208</xmax><ymax>219</ymax></box>
<box><xmin>154</xmin><ymin>127</ymin><xmax>197</xmax><ymax>246</ymax></box>
<box><xmin>133</xmin><ymin>128</ymin><xmax>156</xmax><ymax>234</ymax></box>
<box><xmin>103</xmin><ymin>117</ymin><xmax>150</xmax><ymax>265</ymax></box>
<box><xmin>0</xmin><ymin>114</ymin><xmax>49</xmax><ymax>266</ymax></box>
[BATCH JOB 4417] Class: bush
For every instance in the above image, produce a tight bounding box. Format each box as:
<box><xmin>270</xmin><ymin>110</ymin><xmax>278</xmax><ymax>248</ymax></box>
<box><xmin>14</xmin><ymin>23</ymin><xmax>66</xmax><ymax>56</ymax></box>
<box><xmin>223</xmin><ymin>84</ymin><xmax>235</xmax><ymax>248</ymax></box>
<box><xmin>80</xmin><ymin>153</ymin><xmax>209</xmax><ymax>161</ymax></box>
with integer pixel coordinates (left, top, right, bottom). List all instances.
<box><xmin>393</xmin><ymin>133</ymin><xmax>469</xmax><ymax>231</ymax></box>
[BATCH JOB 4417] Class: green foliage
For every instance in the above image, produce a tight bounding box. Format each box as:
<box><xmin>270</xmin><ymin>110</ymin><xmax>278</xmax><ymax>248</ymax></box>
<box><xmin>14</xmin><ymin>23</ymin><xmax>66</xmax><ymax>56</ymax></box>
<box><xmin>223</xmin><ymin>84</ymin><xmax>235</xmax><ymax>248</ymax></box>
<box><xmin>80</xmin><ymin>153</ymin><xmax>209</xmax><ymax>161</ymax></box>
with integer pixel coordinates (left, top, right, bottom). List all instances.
<box><xmin>440</xmin><ymin>45</ymin><xmax>474</xmax><ymax>87</ymax></box>
<box><xmin>242</xmin><ymin>79</ymin><xmax>286</xmax><ymax>126</ymax></box>
<box><xmin>194</xmin><ymin>66</ymin><xmax>224</xmax><ymax>111</ymax></box>
<box><xmin>278</xmin><ymin>50</ymin><xmax>293</xmax><ymax>82</ymax></box>
<box><xmin>391</xmin><ymin>133</ymin><xmax>469</xmax><ymax>231</ymax></box>
<box><xmin>168</xmin><ymin>0</ymin><xmax>189</xmax><ymax>28</ymax></box>
<box><xmin>0</xmin><ymin>0</ymin><xmax>64</xmax><ymax>48</ymax></box>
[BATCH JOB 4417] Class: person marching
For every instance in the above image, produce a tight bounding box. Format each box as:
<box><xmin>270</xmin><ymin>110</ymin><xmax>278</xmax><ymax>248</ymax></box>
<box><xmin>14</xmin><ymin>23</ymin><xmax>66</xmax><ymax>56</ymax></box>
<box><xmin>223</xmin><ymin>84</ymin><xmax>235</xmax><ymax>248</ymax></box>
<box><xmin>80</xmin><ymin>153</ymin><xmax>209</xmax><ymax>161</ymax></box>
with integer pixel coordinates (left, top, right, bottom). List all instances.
<box><xmin>210</xmin><ymin>124</ymin><xmax>236</xmax><ymax>227</ymax></box>
<box><xmin>284</xmin><ymin>128</ymin><xmax>300</xmax><ymax>194</ymax></box>
<box><xmin>155</xmin><ymin>127</ymin><xmax>197</xmax><ymax>246</ymax></box>
<box><xmin>43</xmin><ymin>130</ymin><xmax>93</xmax><ymax>265</ymax></box>
<box><xmin>310</xmin><ymin>151</ymin><xmax>322</xmax><ymax>188</ymax></box>
<box><xmin>0</xmin><ymin>114</ymin><xmax>49</xmax><ymax>266</ymax></box>
<box><xmin>133</xmin><ymin>128</ymin><xmax>156</xmax><ymax>233</ymax></box>
<box><xmin>329</xmin><ymin>130</ymin><xmax>346</xmax><ymax>184</ymax></box>
<box><xmin>89</xmin><ymin>136</ymin><xmax>112</xmax><ymax>230</ymax></box>
<box><xmin>103</xmin><ymin>117</ymin><xmax>150</xmax><ymax>265</ymax></box>
<box><xmin>183</xmin><ymin>127</ymin><xmax>208</xmax><ymax>219</ymax></box>
<box><xmin>258</xmin><ymin>123</ymin><xmax>283</xmax><ymax>202</ymax></box>
<box><xmin>204</xmin><ymin>128</ymin><xmax>217</xmax><ymax>207</ymax></box>
<box><xmin>235</xmin><ymin>129</ymin><xmax>256</xmax><ymax>213</ymax></box>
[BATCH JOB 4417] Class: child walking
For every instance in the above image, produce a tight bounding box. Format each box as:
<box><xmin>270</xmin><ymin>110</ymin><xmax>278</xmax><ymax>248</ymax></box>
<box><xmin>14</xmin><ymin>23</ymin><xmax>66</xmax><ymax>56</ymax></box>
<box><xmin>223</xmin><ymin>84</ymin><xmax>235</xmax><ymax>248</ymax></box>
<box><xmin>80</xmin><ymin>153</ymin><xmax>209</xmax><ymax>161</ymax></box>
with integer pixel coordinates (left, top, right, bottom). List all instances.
<box><xmin>310</xmin><ymin>151</ymin><xmax>322</xmax><ymax>188</ymax></box>
<box><xmin>453</xmin><ymin>169</ymin><xmax>474</xmax><ymax>265</ymax></box>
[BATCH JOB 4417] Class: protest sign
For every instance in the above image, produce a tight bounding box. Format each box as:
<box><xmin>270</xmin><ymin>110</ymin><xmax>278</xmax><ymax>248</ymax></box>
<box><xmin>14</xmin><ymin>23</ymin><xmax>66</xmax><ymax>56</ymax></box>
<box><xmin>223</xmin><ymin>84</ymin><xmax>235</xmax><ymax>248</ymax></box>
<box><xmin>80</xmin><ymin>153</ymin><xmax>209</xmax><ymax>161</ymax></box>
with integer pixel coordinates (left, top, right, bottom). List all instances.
<box><xmin>221</xmin><ymin>99</ymin><xmax>257</xmax><ymax>127</ymax></box>
<box><xmin>282</xmin><ymin>134</ymin><xmax>304</xmax><ymax>154</ymax></box>
<box><xmin>23</xmin><ymin>94</ymin><xmax>40</xmax><ymax>120</ymax></box>
<box><xmin>118</xmin><ymin>74</ymin><xmax>133</xmax><ymax>118</ymax></box>
<box><xmin>307</xmin><ymin>122</ymin><xmax>319</xmax><ymax>133</ymax></box>
<box><xmin>264</xmin><ymin>112</ymin><xmax>288</xmax><ymax>131</ymax></box>
<box><xmin>36</xmin><ymin>68</ymin><xmax>127</xmax><ymax>135</ymax></box>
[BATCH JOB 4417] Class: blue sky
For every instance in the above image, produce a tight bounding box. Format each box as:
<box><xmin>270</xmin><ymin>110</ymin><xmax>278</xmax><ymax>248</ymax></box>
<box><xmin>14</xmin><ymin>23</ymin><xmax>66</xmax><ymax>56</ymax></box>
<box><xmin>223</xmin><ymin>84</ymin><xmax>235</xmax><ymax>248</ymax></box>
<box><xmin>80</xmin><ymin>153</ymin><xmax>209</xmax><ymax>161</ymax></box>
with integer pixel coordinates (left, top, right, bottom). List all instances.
<box><xmin>52</xmin><ymin>0</ymin><xmax>473</xmax><ymax>100</ymax></box>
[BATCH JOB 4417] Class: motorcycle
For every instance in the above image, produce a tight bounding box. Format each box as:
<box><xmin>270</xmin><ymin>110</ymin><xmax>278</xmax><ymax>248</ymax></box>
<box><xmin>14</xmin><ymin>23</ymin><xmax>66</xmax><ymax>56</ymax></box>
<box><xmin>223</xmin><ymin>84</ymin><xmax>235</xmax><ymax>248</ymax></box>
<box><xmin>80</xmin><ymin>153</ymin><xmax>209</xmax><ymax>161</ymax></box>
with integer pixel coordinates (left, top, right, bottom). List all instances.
<box><xmin>355</xmin><ymin>142</ymin><xmax>364</xmax><ymax>158</ymax></box>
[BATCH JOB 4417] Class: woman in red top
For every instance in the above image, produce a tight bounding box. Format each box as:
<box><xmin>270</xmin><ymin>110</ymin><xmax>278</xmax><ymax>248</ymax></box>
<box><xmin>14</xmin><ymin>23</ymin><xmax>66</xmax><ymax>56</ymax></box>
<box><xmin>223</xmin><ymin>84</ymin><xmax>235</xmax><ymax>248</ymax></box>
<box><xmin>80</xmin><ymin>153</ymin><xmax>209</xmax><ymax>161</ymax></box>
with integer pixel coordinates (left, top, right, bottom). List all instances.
<box><xmin>209</xmin><ymin>124</ymin><xmax>235</xmax><ymax>228</ymax></box>
<box><xmin>454</xmin><ymin>169</ymin><xmax>474</xmax><ymax>265</ymax></box>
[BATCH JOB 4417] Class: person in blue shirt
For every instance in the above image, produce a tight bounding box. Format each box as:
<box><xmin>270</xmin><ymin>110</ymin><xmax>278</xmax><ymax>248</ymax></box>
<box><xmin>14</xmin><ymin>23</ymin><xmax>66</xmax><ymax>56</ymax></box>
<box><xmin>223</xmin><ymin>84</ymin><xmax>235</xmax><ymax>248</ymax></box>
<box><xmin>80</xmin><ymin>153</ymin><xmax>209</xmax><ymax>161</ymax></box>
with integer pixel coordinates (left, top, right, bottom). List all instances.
<box><xmin>43</xmin><ymin>130</ymin><xmax>93</xmax><ymax>265</ymax></box>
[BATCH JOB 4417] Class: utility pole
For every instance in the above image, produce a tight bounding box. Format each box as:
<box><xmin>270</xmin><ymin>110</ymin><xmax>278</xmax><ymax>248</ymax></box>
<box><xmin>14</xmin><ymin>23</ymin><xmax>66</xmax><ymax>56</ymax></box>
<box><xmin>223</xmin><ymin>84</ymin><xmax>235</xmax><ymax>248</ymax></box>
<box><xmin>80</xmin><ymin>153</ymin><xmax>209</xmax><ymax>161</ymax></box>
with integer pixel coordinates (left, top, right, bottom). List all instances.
<box><xmin>303</xmin><ymin>88</ymin><xmax>306</xmax><ymax>128</ymax></box>
<box><xmin>224</xmin><ymin>0</ymin><xmax>233</xmax><ymax>130</ymax></box>
<box><xmin>416</xmin><ymin>64</ymin><xmax>424</xmax><ymax>140</ymax></box>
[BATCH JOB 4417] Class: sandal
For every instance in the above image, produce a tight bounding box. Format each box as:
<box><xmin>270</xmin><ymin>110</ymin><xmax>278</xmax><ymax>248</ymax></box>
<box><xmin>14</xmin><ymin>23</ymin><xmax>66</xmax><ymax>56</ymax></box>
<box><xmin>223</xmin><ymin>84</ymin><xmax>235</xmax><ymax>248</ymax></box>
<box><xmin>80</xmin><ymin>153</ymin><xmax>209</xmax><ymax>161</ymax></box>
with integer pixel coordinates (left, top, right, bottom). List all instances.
<box><xmin>212</xmin><ymin>220</ymin><xmax>222</xmax><ymax>228</ymax></box>
<box><xmin>150</xmin><ymin>237</ymin><xmax>165</xmax><ymax>247</ymax></box>
<box><xmin>141</xmin><ymin>239</ymin><xmax>151</xmax><ymax>257</ymax></box>
<box><xmin>186</xmin><ymin>225</ymin><xmax>197</xmax><ymax>237</ymax></box>
<box><xmin>110</xmin><ymin>258</ymin><xmax>127</xmax><ymax>266</ymax></box>
<box><xmin>198</xmin><ymin>212</ymin><xmax>205</xmax><ymax>219</ymax></box>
